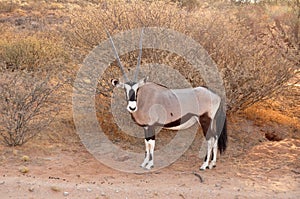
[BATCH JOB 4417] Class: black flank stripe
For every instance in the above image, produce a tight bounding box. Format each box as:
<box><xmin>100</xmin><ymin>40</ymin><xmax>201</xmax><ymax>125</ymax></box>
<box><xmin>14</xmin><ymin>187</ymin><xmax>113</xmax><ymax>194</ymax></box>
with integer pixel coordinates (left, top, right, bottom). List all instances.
<box><xmin>158</xmin><ymin>113</ymin><xmax>198</xmax><ymax>128</ymax></box>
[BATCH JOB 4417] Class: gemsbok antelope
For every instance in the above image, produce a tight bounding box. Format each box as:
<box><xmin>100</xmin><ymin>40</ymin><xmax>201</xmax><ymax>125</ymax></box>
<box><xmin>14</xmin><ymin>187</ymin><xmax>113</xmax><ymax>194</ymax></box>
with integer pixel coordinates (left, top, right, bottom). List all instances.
<box><xmin>108</xmin><ymin>28</ymin><xmax>227</xmax><ymax>170</ymax></box>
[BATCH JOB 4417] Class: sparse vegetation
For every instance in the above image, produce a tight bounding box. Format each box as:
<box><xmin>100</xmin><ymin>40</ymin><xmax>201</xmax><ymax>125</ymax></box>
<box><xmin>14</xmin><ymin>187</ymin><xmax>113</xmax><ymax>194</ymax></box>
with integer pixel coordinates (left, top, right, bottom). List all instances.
<box><xmin>67</xmin><ymin>0</ymin><xmax>299</xmax><ymax>112</ymax></box>
<box><xmin>0</xmin><ymin>0</ymin><xmax>299</xmax><ymax>145</ymax></box>
<box><xmin>0</xmin><ymin>0</ymin><xmax>18</xmax><ymax>13</ymax></box>
<box><xmin>0</xmin><ymin>35</ymin><xmax>69</xmax><ymax>72</ymax></box>
<box><xmin>0</xmin><ymin>72</ymin><xmax>64</xmax><ymax>146</ymax></box>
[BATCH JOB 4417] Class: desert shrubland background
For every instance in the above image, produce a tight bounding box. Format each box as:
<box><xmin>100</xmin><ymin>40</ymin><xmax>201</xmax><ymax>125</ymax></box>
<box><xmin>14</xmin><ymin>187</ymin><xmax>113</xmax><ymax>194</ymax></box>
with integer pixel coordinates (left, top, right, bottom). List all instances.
<box><xmin>0</xmin><ymin>1</ymin><xmax>299</xmax><ymax>198</ymax></box>
<box><xmin>0</xmin><ymin>0</ymin><xmax>299</xmax><ymax>146</ymax></box>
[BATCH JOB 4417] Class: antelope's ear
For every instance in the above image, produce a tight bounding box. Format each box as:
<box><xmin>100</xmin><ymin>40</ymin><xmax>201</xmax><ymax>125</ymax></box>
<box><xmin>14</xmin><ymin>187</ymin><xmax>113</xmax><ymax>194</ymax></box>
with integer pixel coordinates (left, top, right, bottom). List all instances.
<box><xmin>138</xmin><ymin>76</ymin><xmax>148</xmax><ymax>86</ymax></box>
<box><xmin>144</xmin><ymin>76</ymin><xmax>149</xmax><ymax>82</ymax></box>
<box><xmin>111</xmin><ymin>79</ymin><xmax>124</xmax><ymax>88</ymax></box>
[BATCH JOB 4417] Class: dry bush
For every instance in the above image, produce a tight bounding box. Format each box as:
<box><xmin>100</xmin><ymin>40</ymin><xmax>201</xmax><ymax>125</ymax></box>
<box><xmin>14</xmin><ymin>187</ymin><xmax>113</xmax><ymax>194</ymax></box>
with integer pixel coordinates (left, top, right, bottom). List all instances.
<box><xmin>67</xmin><ymin>0</ymin><xmax>201</xmax><ymax>98</ymax></box>
<box><xmin>192</xmin><ymin>4</ymin><xmax>299</xmax><ymax>111</ymax></box>
<box><xmin>67</xmin><ymin>1</ymin><xmax>195</xmax><ymax>88</ymax></box>
<box><xmin>0</xmin><ymin>0</ymin><xmax>19</xmax><ymax>13</ymax></box>
<box><xmin>66</xmin><ymin>0</ymin><xmax>192</xmax><ymax>58</ymax></box>
<box><xmin>0</xmin><ymin>4</ymin><xmax>75</xmax><ymax>146</ymax></box>
<box><xmin>0</xmin><ymin>32</ymin><xmax>69</xmax><ymax>72</ymax></box>
<box><xmin>0</xmin><ymin>72</ymin><xmax>65</xmax><ymax>146</ymax></box>
<box><xmin>67</xmin><ymin>0</ymin><xmax>299</xmax><ymax>113</ymax></box>
<box><xmin>171</xmin><ymin>0</ymin><xmax>200</xmax><ymax>10</ymax></box>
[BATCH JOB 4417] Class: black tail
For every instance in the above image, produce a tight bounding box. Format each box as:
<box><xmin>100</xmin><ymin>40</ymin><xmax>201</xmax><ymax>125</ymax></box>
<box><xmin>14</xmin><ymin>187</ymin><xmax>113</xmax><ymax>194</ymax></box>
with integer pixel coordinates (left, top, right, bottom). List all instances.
<box><xmin>215</xmin><ymin>101</ymin><xmax>227</xmax><ymax>154</ymax></box>
<box><xmin>218</xmin><ymin>117</ymin><xmax>227</xmax><ymax>154</ymax></box>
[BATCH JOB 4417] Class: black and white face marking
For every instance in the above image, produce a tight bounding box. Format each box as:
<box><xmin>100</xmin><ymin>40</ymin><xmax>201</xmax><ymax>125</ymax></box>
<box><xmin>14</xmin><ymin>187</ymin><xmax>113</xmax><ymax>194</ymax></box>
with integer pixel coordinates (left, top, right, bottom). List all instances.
<box><xmin>124</xmin><ymin>82</ymin><xmax>139</xmax><ymax>113</ymax></box>
<box><xmin>111</xmin><ymin>77</ymin><xmax>147</xmax><ymax>113</ymax></box>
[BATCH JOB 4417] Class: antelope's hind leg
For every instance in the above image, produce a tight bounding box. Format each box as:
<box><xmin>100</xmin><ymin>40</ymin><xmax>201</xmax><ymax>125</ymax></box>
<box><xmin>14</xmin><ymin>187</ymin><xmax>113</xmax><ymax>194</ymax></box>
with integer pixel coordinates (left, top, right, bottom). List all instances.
<box><xmin>200</xmin><ymin>136</ymin><xmax>214</xmax><ymax>170</ymax></box>
<box><xmin>209</xmin><ymin>136</ymin><xmax>218</xmax><ymax>169</ymax></box>
<box><xmin>199</xmin><ymin>113</ymin><xmax>212</xmax><ymax>170</ymax></box>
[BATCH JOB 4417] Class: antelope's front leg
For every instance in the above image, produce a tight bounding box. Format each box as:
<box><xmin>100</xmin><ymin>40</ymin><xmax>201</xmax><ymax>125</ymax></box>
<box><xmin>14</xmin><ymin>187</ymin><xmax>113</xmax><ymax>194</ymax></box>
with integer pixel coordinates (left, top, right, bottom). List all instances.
<box><xmin>140</xmin><ymin>140</ymin><xmax>155</xmax><ymax>169</ymax></box>
<box><xmin>140</xmin><ymin>126</ymin><xmax>155</xmax><ymax>169</ymax></box>
<box><xmin>141</xmin><ymin>139</ymin><xmax>150</xmax><ymax>168</ymax></box>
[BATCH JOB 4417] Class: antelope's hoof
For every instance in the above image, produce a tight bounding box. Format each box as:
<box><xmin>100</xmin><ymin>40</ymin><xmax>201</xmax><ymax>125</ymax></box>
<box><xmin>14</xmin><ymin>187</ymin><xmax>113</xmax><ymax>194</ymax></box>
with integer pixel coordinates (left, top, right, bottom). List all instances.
<box><xmin>200</xmin><ymin>163</ymin><xmax>209</xmax><ymax>171</ymax></box>
<box><xmin>140</xmin><ymin>161</ymin><xmax>148</xmax><ymax>168</ymax></box>
<box><xmin>140</xmin><ymin>164</ymin><xmax>146</xmax><ymax>168</ymax></box>
<box><xmin>209</xmin><ymin>163</ymin><xmax>216</xmax><ymax>169</ymax></box>
<box><xmin>145</xmin><ymin>164</ymin><xmax>154</xmax><ymax>170</ymax></box>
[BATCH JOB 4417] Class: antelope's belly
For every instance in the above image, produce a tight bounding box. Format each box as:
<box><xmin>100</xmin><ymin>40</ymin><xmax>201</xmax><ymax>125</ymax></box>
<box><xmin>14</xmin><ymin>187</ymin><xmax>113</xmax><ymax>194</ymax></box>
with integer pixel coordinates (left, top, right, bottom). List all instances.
<box><xmin>164</xmin><ymin>116</ymin><xmax>198</xmax><ymax>130</ymax></box>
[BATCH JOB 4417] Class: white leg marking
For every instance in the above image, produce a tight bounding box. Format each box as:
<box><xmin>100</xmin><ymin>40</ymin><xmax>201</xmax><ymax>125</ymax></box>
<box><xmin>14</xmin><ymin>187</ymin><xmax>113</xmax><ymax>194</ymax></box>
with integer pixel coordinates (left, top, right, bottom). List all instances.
<box><xmin>200</xmin><ymin>137</ymin><xmax>214</xmax><ymax>170</ymax></box>
<box><xmin>209</xmin><ymin>137</ymin><xmax>218</xmax><ymax>169</ymax></box>
<box><xmin>145</xmin><ymin>140</ymin><xmax>155</xmax><ymax>170</ymax></box>
<box><xmin>141</xmin><ymin>139</ymin><xmax>150</xmax><ymax>168</ymax></box>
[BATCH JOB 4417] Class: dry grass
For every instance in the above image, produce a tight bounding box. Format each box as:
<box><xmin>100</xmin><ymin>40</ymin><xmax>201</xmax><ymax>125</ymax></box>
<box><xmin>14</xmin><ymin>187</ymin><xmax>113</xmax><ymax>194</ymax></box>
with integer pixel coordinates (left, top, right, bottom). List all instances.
<box><xmin>0</xmin><ymin>0</ymin><xmax>19</xmax><ymax>13</ymax></box>
<box><xmin>0</xmin><ymin>34</ymin><xmax>69</xmax><ymax>72</ymax></box>
<box><xmin>245</xmin><ymin>101</ymin><xmax>300</xmax><ymax>128</ymax></box>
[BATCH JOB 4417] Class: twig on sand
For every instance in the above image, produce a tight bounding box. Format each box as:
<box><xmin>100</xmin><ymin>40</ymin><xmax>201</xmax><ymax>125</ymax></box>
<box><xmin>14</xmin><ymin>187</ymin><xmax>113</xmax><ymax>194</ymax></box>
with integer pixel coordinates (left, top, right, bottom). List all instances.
<box><xmin>192</xmin><ymin>171</ymin><xmax>204</xmax><ymax>183</ymax></box>
<box><xmin>291</xmin><ymin>169</ymin><xmax>300</xmax><ymax>175</ymax></box>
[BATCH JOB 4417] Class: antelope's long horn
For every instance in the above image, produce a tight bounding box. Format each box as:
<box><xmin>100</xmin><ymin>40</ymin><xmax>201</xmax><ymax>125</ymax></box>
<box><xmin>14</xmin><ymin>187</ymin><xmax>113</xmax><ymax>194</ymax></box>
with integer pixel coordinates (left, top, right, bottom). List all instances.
<box><xmin>134</xmin><ymin>27</ymin><xmax>144</xmax><ymax>81</ymax></box>
<box><xmin>106</xmin><ymin>30</ymin><xmax>129</xmax><ymax>82</ymax></box>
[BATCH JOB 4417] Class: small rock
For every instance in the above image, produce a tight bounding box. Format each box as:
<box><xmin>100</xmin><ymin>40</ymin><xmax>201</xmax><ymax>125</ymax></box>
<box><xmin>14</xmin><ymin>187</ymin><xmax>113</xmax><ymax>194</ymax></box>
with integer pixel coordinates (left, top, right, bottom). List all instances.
<box><xmin>21</xmin><ymin>155</ymin><xmax>30</xmax><ymax>162</ymax></box>
<box><xmin>0</xmin><ymin>181</ymin><xmax>5</xmax><ymax>185</ymax></box>
<box><xmin>101</xmin><ymin>191</ymin><xmax>105</xmax><ymax>196</ymax></box>
<box><xmin>19</xmin><ymin>166</ymin><xmax>29</xmax><ymax>173</ymax></box>
<box><xmin>29</xmin><ymin>186</ymin><xmax>34</xmax><ymax>192</ymax></box>
<box><xmin>50</xmin><ymin>186</ymin><xmax>61</xmax><ymax>192</ymax></box>
<box><xmin>87</xmin><ymin>188</ymin><xmax>92</xmax><ymax>192</ymax></box>
<box><xmin>13</xmin><ymin>149</ymin><xmax>18</xmax><ymax>156</ymax></box>
<box><xmin>63</xmin><ymin>192</ymin><xmax>69</xmax><ymax>196</ymax></box>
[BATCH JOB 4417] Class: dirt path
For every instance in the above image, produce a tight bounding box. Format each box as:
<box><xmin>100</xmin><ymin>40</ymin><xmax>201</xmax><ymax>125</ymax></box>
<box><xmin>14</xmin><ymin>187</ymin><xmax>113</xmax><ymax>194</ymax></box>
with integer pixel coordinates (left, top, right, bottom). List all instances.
<box><xmin>0</xmin><ymin>132</ymin><xmax>299</xmax><ymax>199</ymax></box>
<box><xmin>0</xmin><ymin>171</ymin><xmax>298</xmax><ymax>199</ymax></box>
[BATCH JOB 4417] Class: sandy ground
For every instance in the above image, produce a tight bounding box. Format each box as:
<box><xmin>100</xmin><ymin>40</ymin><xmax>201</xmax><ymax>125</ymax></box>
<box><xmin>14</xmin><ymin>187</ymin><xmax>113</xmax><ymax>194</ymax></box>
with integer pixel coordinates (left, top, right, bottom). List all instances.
<box><xmin>0</xmin><ymin>114</ymin><xmax>299</xmax><ymax>199</ymax></box>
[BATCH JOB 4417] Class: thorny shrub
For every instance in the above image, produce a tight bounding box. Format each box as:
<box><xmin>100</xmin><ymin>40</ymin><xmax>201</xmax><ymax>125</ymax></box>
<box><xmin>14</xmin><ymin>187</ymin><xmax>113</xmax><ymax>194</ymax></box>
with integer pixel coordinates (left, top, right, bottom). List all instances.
<box><xmin>67</xmin><ymin>0</ymin><xmax>299</xmax><ymax>112</ymax></box>
<box><xmin>0</xmin><ymin>5</ymin><xmax>71</xmax><ymax>146</ymax></box>
<box><xmin>0</xmin><ymin>72</ymin><xmax>64</xmax><ymax>146</ymax></box>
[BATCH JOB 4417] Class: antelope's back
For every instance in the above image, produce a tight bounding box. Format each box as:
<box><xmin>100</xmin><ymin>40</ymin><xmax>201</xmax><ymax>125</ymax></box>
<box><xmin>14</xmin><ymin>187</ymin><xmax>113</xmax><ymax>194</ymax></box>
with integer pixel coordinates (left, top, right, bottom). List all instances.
<box><xmin>133</xmin><ymin>83</ymin><xmax>218</xmax><ymax>126</ymax></box>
